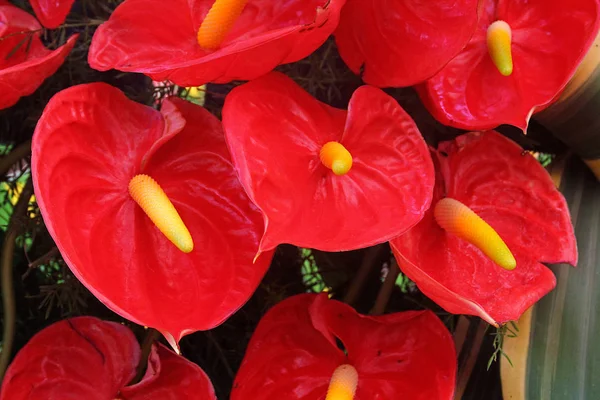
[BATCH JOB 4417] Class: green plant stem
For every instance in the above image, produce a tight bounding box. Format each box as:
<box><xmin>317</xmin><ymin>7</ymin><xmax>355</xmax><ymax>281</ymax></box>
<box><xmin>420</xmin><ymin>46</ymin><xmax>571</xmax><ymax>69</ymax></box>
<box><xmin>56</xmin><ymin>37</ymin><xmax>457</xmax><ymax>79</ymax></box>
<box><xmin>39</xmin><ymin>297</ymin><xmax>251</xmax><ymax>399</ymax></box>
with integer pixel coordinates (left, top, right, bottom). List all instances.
<box><xmin>0</xmin><ymin>141</ymin><xmax>31</xmax><ymax>178</ymax></box>
<box><xmin>0</xmin><ymin>179</ymin><xmax>33</xmax><ymax>382</ymax></box>
<box><xmin>370</xmin><ymin>259</ymin><xmax>400</xmax><ymax>315</ymax></box>
<box><xmin>455</xmin><ymin>320</ymin><xmax>488</xmax><ymax>399</ymax></box>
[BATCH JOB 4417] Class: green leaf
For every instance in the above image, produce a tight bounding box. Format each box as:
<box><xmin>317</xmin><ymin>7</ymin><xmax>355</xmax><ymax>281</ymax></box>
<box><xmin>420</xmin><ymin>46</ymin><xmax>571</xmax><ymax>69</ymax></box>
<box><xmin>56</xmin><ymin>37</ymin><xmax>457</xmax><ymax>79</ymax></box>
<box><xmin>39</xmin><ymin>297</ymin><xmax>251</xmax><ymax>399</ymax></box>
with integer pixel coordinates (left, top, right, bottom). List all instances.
<box><xmin>524</xmin><ymin>157</ymin><xmax>600</xmax><ymax>399</ymax></box>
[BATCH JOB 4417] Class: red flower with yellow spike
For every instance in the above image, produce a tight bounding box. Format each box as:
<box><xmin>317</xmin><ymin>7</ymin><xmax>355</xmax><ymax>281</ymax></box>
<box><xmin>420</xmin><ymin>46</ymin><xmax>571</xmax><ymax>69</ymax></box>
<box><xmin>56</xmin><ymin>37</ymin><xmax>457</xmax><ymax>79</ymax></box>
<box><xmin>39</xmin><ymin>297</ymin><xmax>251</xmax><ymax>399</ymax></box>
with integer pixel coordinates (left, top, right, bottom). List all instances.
<box><xmin>334</xmin><ymin>0</ymin><xmax>479</xmax><ymax>87</ymax></box>
<box><xmin>88</xmin><ymin>0</ymin><xmax>345</xmax><ymax>86</ymax></box>
<box><xmin>231</xmin><ymin>294</ymin><xmax>456</xmax><ymax>400</ymax></box>
<box><xmin>390</xmin><ymin>131</ymin><xmax>577</xmax><ymax>325</ymax></box>
<box><xmin>222</xmin><ymin>72</ymin><xmax>435</xmax><ymax>254</ymax></box>
<box><xmin>29</xmin><ymin>0</ymin><xmax>75</xmax><ymax>28</ymax></box>
<box><xmin>0</xmin><ymin>317</ymin><xmax>216</xmax><ymax>399</ymax></box>
<box><xmin>0</xmin><ymin>2</ymin><xmax>76</xmax><ymax>110</ymax></box>
<box><xmin>418</xmin><ymin>0</ymin><xmax>600</xmax><ymax>130</ymax></box>
<box><xmin>31</xmin><ymin>83</ymin><xmax>272</xmax><ymax>350</ymax></box>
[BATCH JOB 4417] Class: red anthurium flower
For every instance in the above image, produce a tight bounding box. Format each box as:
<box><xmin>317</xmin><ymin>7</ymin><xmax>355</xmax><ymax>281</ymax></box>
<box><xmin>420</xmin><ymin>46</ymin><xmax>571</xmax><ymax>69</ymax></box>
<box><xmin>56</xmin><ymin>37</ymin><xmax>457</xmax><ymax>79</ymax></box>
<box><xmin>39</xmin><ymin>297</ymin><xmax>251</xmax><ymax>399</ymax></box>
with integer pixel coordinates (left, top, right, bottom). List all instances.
<box><xmin>334</xmin><ymin>0</ymin><xmax>479</xmax><ymax>87</ymax></box>
<box><xmin>0</xmin><ymin>317</ymin><xmax>216</xmax><ymax>399</ymax></box>
<box><xmin>0</xmin><ymin>3</ymin><xmax>76</xmax><ymax>110</ymax></box>
<box><xmin>88</xmin><ymin>0</ymin><xmax>345</xmax><ymax>86</ymax></box>
<box><xmin>390</xmin><ymin>131</ymin><xmax>577</xmax><ymax>325</ymax></box>
<box><xmin>32</xmin><ymin>83</ymin><xmax>272</xmax><ymax>349</ymax></box>
<box><xmin>231</xmin><ymin>294</ymin><xmax>456</xmax><ymax>399</ymax></box>
<box><xmin>222</xmin><ymin>72</ymin><xmax>435</xmax><ymax>253</ymax></box>
<box><xmin>29</xmin><ymin>0</ymin><xmax>75</xmax><ymax>28</ymax></box>
<box><xmin>418</xmin><ymin>0</ymin><xmax>600</xmax><ymax>131</ymax></box>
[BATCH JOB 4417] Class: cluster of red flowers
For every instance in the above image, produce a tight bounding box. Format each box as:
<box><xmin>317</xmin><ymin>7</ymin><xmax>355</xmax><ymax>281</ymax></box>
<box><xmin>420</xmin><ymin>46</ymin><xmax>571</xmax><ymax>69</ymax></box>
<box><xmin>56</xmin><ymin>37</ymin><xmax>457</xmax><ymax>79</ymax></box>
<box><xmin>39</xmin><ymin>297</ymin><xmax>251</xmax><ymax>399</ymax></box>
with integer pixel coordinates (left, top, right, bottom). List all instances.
<box><xmin>1</xmin><ymin>0</ymin><xmax>596</xmax><ymax>398</ymax></box>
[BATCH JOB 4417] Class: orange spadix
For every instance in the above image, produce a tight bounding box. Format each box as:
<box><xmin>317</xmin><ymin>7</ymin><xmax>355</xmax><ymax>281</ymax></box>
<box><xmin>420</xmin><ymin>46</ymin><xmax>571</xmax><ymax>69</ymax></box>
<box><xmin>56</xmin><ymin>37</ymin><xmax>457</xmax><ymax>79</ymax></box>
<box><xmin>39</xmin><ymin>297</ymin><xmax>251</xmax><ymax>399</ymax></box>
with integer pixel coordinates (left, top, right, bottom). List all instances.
<box><xmin>487</xmin><ymin>20</ymin><xmax>513</xmax><ymax>76</ymax></box>
<box><xmin>434</xmin><ymin>198</ymin><xmax>516</xmax><ymax>270</ymax></box>
<box><xmin>326</xmin><ymin>364</ymin><xmax>358</xmax><ymax>400</ymax></box>
<box><xmin>197</xmin><ymin>0</ymin><xmax>249</xmax><ymax>50</ymax></box>
<box><xmin>320</xmin><ymin>142</ymin><xmax>353</xmax><ymax>176</ymax></box>
<box><xmin>129</xmin><ymin>174</ymin><xmax>194</xmax><ymax>253</ymax></box>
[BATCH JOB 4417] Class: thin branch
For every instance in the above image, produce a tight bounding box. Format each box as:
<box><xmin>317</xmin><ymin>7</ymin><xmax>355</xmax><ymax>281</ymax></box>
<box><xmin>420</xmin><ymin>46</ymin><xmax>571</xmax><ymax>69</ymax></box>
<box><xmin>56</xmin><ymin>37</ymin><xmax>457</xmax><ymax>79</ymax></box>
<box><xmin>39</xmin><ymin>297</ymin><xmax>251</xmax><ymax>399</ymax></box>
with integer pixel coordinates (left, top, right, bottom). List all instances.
<box><xmin>370</xmin><ymin>259</ymin><xmax>400</xmax><ymax>316</ymax></box>
<box><xmin>23</xmin><ymin>246</ymin><xmax>59</xmax><ymax>279</ymax></box>
<box><xmin>0</xmin><ymin>20</ymin><xmax>104</xmax><ymax>43</ymax></box>
<box><xmin>0</xmin><ymin>30</ymin><xmax>41</xmax><ymax>43</ymax></box>
<box><xmin>344</xmin><ymin>244</ymin><xmax>384</xmax><ymax>305</ymax></box>
<box><xmin>206</xmin><ymin>331</ymin><xmax>235</xmax><ymax>379</ymax></box>
<box><xmin>0</xmin><ymin>179</ymin><xmax>33</xmax><ymax>382</ymax></box>
<box><xmin>0</xmin><ymin>141</ymin><xmax>31</xmax><ymax>178</ymax></box>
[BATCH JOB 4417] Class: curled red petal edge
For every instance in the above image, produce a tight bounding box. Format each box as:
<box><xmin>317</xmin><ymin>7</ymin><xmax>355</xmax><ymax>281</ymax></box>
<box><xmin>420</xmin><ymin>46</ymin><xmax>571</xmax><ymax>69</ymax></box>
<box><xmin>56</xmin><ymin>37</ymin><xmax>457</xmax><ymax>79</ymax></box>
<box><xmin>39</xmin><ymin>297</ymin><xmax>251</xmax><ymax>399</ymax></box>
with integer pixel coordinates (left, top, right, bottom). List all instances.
<box><xmin>120</xmin><ymin>343</ymin><xmax>217</xmax><ymax>399</ymax></box>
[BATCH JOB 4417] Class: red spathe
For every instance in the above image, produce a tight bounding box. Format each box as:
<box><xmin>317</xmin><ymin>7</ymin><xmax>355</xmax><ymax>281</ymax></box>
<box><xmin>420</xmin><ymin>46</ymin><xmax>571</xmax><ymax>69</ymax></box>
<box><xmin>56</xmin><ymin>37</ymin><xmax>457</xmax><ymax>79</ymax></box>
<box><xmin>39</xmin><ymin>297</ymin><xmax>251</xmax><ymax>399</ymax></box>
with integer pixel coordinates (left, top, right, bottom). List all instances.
<box><xmin>335</xmin><ymin>0</ymin><xmax>479</xmax><ymax>87</ymax></box>
<box><xmin>222</xmin><ymin>72</ymin><xmax>435</xmax><ymax>253</ymax></box>
<box><xmin>232</xmin><ymin>294</ymin><xmax>457</xmax><ymax>400</ymax></box>
<box><xmin>0</xmin><ymin>317</ymin><xmax>216</xmax><ymax>399</ymax></box>
<box><xmin>391</xmin><ymin>131</ymin><xmax>577</xmax><ymax>325</ymax></box>
<box><xmin>419</xmin><ymin>0</ymin><xmax>600</xmax><ymax>130</ymax></box>
<box><xmin>88</xmin><ymin>0</ymin><xmax>345</xmax><ymax>86</ymax></box>
<box><xmin>0</xmin><ymin>3</ymin><xmax>76</xmax><ymax>110</ymax></box>
<box><xmin>32</xmin><ymin>83</ymin><xmax>272</xmax><ymax>346</ymax></box>
<box><xmin>29</xmin><ymin>0</ymin><xmax>75</xmax><ymax>28</ymax></box>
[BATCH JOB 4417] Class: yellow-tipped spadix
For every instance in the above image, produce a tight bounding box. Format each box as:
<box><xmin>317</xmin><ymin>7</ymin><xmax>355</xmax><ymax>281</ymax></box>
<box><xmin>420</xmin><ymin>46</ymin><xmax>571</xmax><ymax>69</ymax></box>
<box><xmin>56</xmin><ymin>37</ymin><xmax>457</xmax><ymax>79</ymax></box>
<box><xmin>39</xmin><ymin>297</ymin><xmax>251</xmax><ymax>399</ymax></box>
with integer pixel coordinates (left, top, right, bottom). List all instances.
<box><xmin>326</xmin><ymin>364</ymin><xmax>358</xmax><ymax>400</ymax></box>
<box><xmin>197</xmin><ymin>0</ymin><xmax>249</xmax><ymax>50</ymax></box>
<box><xmin>487</xmin><ymin>20</ymin><xmax>513</xmax><ymax>76</ymax></box>
<box><xmin>320</xmin><ymin>142</ymin><xmax>353</xmax><ymax>176</ymax></box>
<box><xmin>434</xmin><ymin>198</ymin><xmax>516</xmax><ymax>270</ymax></box>
<box><xmin>129</xmin><ymin>174</ymin><xmax>194</xmax><ymax>253</ymax></box>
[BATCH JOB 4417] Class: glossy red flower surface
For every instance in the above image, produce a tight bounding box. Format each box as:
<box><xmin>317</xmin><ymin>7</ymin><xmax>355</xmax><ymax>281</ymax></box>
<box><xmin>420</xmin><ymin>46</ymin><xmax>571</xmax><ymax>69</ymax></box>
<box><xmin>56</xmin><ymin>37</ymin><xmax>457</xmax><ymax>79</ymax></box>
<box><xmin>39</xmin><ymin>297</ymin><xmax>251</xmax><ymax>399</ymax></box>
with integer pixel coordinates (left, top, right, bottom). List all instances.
<box><xmin>334</xmin><ymin>0</ymin><xmax>478</xmax><ymax>87</ymax></box>
<box><xmin>222</xmin><ymin>72</ymin><xmax>435</xmax><ymax>253</ymax></box>
<box><xmin>32</xmin><ymin>83</ymin><xmax>272</xmax><ymax>348</ymax></box>
<box><xmin>419</xmin><ymin>0</ymin><xmax>600</xmax><ymax>130</ymax></box>
<box><xmin>231</xmin><ymin>294</ymin><xmax>456</xmax><ymax>399</ymax></box>
<box><xmin>0</xmin><ymin>317</ymin><xmax>216</xmax><ymax>399</ymax></box>
<box><xmin>88</xmin><ymin>0</ymin><xmax>345</xmax><ymax>86</ymax></box>
<box><xmin>0</xmin><ymin>3</ymin><xmax>76</xmax><ymax>110</ymax></box>
<box><xmin>29</xmin><ymin>0</ymin><xmax>75</xmax><ymax>28</ymax></box>
<box><xmin>391</xmin><ymin>131</ymin><xmax>577</xmax><ymax>325</ymax></box>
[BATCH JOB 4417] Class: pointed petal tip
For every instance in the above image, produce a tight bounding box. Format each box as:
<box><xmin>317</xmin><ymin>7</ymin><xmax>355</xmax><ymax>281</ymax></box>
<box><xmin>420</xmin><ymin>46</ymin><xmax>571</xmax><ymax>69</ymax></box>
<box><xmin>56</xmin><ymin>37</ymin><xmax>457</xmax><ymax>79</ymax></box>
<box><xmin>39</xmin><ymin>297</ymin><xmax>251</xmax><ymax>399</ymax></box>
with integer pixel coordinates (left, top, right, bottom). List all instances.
<box><xmin>161</xmin><ymin>331</ymin><xmax>181</xmax><ymax>355</ymax></box>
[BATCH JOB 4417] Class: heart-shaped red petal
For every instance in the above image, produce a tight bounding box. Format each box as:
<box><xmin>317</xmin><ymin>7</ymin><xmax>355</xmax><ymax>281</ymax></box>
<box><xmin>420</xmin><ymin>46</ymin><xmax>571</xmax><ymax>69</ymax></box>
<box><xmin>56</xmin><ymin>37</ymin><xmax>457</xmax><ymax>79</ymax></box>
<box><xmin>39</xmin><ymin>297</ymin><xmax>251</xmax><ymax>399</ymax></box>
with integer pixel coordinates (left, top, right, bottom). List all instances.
<box><xmin>32</xmin><ymin>83</ymin><xmax>272</xmax><ymax>345</ymax></box>
<box><xmin>419</xmin><ymin>0</ymin><xmax>600</xmax><ymax>130</ymax></box>
<box><xmin>391</xmin><ymin>131</ymin><xmax>576</xmax><ymax>324</ymax></box>
<box><xmin>223</xmin><ymin>72</ymin><xmax>434</xmax><ymax>252</ymax></box>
